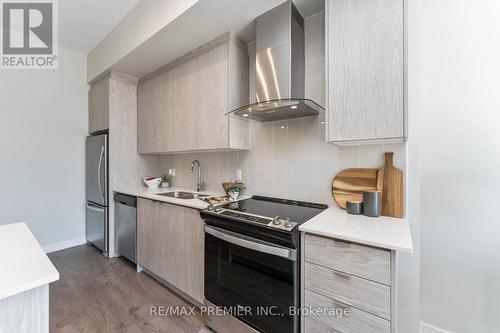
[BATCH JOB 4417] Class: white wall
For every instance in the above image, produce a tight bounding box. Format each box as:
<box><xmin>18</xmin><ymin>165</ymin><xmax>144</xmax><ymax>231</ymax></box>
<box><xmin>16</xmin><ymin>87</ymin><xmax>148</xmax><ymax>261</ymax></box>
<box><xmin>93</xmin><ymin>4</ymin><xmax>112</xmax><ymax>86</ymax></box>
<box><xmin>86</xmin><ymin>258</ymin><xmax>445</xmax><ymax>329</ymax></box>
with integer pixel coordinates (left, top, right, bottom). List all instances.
<box><xmin>396</xmin><ymin>0</ymin><xmax>421</xmax><ymax>331</ymax></box>
<box><xmin>0</xmin><ymin>47</ymin><xmax>88</xmax><ymax>252</ymax></box>
<box><xmin>418</xmin><ymin>0</ymin><xmax>500</xmax><ymax>332</ymax></box>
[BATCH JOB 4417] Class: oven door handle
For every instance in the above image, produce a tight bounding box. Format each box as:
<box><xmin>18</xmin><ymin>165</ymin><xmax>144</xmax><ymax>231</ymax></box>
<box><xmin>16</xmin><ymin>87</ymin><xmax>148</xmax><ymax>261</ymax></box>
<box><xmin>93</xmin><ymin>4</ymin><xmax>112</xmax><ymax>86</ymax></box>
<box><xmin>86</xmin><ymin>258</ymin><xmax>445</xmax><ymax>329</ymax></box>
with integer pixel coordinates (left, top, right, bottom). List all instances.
<box><xmin>204</xmin><ymin>225</ymin><xmax>297</xmax><ymax>261</ymax></box>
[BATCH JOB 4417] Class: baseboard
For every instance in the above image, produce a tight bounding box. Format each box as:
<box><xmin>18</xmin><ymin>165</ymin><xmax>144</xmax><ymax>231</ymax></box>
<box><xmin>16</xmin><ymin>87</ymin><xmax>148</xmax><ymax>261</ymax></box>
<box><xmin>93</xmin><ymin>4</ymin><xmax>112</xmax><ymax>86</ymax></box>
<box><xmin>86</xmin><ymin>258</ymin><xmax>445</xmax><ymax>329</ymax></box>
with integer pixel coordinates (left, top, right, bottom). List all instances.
<box><xmin>420</xmin><ymin>322</ymin><xmax>453</xmax><ymax>333</ymax></box>
<box><xmin>43</xmin><ymin>237</ymin><xmax>87</xmax><ymax>253</ymax></box>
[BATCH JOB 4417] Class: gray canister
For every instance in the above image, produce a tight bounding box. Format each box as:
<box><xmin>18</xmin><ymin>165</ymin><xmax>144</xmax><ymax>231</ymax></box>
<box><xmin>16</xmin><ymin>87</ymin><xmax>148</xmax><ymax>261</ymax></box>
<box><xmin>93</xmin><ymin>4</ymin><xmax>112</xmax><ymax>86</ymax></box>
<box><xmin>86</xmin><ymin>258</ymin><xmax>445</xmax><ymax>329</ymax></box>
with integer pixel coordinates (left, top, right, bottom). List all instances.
<box><xmin>363</xmin><ymin>191</ymin><xmax>382</xmax><ymax>217</ymax></box>
<box><xmin>346</xmin><ymin>201</ymin><xmax>363</xmax><ymax>215</ymax></box>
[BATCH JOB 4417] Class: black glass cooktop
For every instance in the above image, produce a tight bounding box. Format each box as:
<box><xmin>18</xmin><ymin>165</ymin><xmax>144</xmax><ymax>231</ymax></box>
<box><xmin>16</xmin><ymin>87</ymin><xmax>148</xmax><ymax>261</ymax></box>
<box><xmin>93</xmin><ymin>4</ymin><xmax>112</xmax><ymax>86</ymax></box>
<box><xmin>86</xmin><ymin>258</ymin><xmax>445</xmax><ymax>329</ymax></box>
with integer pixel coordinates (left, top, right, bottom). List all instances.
<box><xmin>219</xmin><ymin>196</ymin><xmax>327</xmax><ymax>225</ymax></box>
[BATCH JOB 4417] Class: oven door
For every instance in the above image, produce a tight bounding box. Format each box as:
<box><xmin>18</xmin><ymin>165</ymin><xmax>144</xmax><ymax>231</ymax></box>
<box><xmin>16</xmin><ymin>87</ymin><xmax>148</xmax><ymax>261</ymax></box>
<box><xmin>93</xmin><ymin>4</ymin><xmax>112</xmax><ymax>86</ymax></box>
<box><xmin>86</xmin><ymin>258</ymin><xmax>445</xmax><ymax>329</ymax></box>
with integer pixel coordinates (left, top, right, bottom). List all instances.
<box><xmin>204</xmin><ymin>225</ymin><xmax>298</xmax><ymax>333</ymax></box>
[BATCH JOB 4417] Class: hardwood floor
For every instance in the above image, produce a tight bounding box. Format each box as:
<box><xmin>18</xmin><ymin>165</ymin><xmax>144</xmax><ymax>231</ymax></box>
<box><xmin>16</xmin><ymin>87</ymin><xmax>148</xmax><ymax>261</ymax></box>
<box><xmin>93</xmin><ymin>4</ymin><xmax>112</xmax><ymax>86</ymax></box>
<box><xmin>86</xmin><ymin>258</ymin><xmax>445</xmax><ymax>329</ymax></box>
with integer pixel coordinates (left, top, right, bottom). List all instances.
<box><xmin>49</xmin><ymin>244</ymin><xmax>211</xmax><ymax>333</ymax></box>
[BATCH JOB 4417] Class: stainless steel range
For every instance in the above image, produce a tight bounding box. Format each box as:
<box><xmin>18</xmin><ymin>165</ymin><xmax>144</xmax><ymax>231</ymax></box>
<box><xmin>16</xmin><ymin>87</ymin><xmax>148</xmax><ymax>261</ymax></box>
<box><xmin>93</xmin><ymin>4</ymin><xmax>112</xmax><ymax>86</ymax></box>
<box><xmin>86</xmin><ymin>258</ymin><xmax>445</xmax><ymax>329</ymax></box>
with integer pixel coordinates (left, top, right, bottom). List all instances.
<box><xmin>205</xmin><ymin>202</ymin><xmax>301</xmax><ymax>231</ymax></box>
<box><xmin>200</xmin><ymin>195</ymin><xmax>327</xmax><ymax>333</ymax></box>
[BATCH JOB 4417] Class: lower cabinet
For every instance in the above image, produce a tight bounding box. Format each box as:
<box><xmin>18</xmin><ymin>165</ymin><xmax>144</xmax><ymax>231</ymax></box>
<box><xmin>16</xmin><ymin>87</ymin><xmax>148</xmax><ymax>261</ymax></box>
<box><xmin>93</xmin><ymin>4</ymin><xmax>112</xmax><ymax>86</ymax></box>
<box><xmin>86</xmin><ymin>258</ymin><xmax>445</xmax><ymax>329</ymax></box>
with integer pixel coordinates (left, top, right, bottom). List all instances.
<box><xmin>303</xmin><ymin>234</ymin><xmax>393</xmax><ymax>333</ymax></box>
<box><xmin>137</xmin><ymin>198</ymin><xmax>204</xmax><ymax>303</ymax></box>
<box><xmin>304</xmin><ymin>316</ymin><xmax>341</xmax><ymax>333</ymax></box>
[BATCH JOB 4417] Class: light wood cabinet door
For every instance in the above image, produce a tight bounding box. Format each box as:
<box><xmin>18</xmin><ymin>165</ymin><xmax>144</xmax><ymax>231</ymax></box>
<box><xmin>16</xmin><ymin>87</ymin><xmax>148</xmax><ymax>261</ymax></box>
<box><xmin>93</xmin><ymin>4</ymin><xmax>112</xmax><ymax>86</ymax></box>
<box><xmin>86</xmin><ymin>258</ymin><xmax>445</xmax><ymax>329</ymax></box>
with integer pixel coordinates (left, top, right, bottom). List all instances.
<box><xmin>137</xmin><ymin>80</ymin><xmax>154</xmax><ymax>153</ymax></box>
<box><xmin>157</xmin><ymin>70</ymin><xmax>175</xmax><ymax>153</ymax></box>
<box><xmin>138</xmin><ymin>56</ymin><xmax>199</xmax><ymax>153</ymax></box>
<box><xmin>138</xmin><ymin>74</ymin><xmax>172</xmax><ymax>153</ymax></box>
<box><xmin>197</xmin><ymin>43</ymin><xmax>229</xmax><ymax>150</ymax></box>
<box><xmin>228</xmin><ymin>39</ymin><xmax>250</xmax><ymax>150</ymax></box>
<box><xmin>137</xmin><ymin>199</ymin><xmax>204</xmax><ymax>303</ymax></box>
<box><xmin>305</xmin><ymin>262</ymin><xmax>391</xmax><ymax>320</ymax></box>
<box><xmin>305</xmin><ymin>289</ymin><xmax>390</xmax><ymax>333</ymax></box>
<box><xmin>304</xmin><ymin>234</ymin><xmax>391</xmax><ymax>285</ymax></box>
<box><xmin>89</xmin><ymin>78</ymin><xmax>109</xmax><ymax>134</ymax></box>
<box><xmin>304</xmin><ymin>317</ymin><xmax>341</xmax><ymax>333</ymax></box>
<box><xmin>326</xmin><ymin>0</ymin><xmax>404</xmax><ymax>143</ymax></box>
<box><xmin>137</xmin><ymin>33</ymin><xmax>249</xmax><ymax>154</ymax></box>
<box><xmin>172</xmin><ymin>59</ymin><xmax>198</xmax><ymax>151</ymax></box>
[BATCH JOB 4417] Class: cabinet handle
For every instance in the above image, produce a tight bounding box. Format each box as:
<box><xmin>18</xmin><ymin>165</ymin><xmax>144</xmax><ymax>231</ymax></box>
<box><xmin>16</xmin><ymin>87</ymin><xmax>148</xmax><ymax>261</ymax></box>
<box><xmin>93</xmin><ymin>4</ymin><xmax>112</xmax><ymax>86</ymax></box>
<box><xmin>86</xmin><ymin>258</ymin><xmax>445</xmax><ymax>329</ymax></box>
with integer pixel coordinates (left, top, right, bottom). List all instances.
<box><xmin>333</xmin><ymin>299</ymin><xmax>352</xmax><ymax>311</ymax></box>
<box><xmin>333</xmin><ymin>239</ymin><xmax>351</xmax><ymax>248</ymax></box>
<box><xmin>333</xmin><ymin>271</ymin><xmax>351</xmax><ymax>279</ymax></box>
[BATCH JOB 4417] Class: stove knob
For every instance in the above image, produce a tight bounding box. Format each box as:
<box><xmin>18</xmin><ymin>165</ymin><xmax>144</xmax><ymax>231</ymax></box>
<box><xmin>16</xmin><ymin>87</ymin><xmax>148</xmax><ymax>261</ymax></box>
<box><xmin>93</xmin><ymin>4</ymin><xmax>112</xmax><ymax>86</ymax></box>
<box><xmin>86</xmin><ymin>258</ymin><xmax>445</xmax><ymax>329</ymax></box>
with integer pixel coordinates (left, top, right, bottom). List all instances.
<box><xmin>207</xmin><ymin>204</ymin><xmax>215</xmax><ymax>211</ymax></box>
<box><xmin>284</xmin><ymin>218</ymin><xmax>293</xmax><ymax>228</ymax></box>
<box><xmin>272</xmin><ymin>216</ymin><xmax>281</xmax><ymax>225</ymax></box>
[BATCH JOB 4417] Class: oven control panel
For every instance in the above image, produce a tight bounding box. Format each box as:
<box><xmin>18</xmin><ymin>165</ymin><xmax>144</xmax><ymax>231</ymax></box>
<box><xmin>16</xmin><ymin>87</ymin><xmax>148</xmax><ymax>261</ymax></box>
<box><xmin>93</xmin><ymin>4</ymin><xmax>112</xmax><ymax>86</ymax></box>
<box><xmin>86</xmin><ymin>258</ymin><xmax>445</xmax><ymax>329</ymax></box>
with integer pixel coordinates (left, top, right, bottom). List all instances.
<box><xmin>214</xmin><ymin>209</ymin><xmax>298</xmax><ymax>231</ymax></box>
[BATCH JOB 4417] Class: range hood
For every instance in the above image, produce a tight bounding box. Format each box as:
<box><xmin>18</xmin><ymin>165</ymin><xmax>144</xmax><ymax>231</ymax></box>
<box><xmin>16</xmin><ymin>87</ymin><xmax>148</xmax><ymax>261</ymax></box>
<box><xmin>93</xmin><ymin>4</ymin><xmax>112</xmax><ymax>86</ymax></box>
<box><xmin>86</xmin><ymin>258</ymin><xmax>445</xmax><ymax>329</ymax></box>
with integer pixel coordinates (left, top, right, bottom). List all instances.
<box><xmin>227</xmin><ymin>1</ymin><xmax>324</xmax><ymax>122</ymax></box>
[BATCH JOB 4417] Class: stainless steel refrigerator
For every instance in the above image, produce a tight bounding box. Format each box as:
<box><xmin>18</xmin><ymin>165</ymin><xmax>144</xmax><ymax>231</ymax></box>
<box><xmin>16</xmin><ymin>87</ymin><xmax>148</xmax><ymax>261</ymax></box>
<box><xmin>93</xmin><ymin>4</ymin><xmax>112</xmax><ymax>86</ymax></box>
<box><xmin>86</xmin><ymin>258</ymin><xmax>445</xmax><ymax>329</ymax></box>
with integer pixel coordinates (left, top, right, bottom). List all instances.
<box><xmin>86</xmin><ymin>133</ymin><xmax>108</xmax><ymax>256</ymax></box>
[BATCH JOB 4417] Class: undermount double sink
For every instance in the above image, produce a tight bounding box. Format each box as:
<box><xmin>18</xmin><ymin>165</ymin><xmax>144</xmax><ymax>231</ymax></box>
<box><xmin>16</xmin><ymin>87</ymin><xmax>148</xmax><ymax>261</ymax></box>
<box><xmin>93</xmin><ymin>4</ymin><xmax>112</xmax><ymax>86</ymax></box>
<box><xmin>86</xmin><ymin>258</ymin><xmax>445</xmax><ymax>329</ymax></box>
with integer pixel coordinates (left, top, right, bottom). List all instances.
<box><xmin>158</xmin><ymin>191</ymin><xmax>209</xmax><ymax>200</ymax></box>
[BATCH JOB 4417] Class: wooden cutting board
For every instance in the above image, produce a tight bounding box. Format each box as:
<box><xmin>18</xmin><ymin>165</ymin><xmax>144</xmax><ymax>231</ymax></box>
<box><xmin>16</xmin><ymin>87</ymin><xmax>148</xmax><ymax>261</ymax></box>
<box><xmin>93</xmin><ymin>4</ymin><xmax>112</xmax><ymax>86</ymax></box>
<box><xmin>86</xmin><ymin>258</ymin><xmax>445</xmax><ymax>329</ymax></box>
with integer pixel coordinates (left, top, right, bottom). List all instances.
<box><xmin>332</xmin><ymin>168</ymin><xmax>384</xmax><ymax>209</ymax></box>
<box><xmin>381</xmin><ymin>152</ymin><xmax>404</xmax><ymax>218</ymax></box>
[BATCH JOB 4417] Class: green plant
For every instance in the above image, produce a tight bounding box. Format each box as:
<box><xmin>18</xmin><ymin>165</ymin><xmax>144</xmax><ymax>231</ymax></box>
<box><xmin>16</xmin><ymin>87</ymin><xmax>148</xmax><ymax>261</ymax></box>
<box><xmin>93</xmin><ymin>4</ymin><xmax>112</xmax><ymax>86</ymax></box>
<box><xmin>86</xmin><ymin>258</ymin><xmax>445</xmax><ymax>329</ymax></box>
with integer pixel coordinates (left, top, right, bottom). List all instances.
<box><xmin>226</xmin><ymin>182</ymin><xmax>246</xmax><ymax>193</ymax></box>
<box><xmin>161</xmin><ymin>175</ymin><xmax>171</xmax><ymax>183</ymax></box>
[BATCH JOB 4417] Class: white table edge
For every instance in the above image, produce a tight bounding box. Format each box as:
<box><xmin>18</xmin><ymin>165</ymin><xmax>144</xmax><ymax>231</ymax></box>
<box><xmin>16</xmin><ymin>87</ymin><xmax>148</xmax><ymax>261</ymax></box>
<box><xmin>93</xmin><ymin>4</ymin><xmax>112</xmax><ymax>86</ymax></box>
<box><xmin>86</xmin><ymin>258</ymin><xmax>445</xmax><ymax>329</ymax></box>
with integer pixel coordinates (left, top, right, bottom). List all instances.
<box><xmin>0</xmin><ymin>272</ymin><xmax>59</xmax><ymax>300</ymax></box>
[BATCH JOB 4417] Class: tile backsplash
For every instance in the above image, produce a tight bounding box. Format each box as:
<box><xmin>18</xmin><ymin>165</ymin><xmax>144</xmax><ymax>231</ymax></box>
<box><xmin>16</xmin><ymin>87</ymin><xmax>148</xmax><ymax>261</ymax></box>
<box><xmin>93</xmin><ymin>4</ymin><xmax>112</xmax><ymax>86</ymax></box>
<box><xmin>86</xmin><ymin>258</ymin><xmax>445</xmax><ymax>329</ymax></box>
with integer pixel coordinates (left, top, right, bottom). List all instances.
<box><xmin>158</xmin><ymin>12</ymin><xmax>406</xmax><ymax>207</ymax></box>
<box><xmin>158</xmin><ymin>117</ymin><xmax>405</xmax><ymax>206</ymax></box>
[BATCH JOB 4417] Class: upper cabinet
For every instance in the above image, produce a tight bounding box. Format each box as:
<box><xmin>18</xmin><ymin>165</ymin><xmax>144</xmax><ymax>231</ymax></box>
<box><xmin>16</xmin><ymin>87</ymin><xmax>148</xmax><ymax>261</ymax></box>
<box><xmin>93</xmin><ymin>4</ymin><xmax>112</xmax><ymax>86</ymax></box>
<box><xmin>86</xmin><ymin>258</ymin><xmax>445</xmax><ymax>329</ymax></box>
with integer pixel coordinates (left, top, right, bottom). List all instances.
<box><xmin>137</xmin><ymin>32</ymin><xmax>250</xmax><ymax>154</ymax></box>
<box><xmin>88</xmin><ymin>77</ymin><xmax>110</xmax><ymax>134</ymax></box>
<box><xmin>88</xmin><ymin>72</ymin><xmax>140</xmax><ymax>135</ymax></box>
<box><xmin>325</xmin><ymin>0</ymin><xmax>406</xmax><ymax>144</ymax></box>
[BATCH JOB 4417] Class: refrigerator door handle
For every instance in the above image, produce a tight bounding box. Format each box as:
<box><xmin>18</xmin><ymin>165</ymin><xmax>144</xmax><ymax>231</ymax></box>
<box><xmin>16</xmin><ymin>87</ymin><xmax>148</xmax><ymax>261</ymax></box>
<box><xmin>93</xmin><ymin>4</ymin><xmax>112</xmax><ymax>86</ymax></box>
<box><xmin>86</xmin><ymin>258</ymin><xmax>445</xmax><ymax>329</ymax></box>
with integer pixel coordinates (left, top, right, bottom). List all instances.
<box><xmin>97</xmin><ymin>146</ymin><xmax>105</xmax><ymax>202</ymax></box>
<box><xmin>86</xmin><ymin>202</ymin><xmax>105</xmax><ymax>212</ymax></box>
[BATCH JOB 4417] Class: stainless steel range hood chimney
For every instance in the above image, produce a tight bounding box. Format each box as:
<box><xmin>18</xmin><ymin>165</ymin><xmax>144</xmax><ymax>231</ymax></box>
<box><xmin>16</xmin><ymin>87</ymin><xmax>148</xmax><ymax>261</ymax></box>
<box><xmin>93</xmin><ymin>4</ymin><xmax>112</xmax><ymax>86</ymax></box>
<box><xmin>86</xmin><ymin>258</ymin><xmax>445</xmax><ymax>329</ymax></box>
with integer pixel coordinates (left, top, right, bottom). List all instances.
<box><xmin>227</xmin><ymin>0</ymin><xmax>324</xmax><ymax>122</ymax></box>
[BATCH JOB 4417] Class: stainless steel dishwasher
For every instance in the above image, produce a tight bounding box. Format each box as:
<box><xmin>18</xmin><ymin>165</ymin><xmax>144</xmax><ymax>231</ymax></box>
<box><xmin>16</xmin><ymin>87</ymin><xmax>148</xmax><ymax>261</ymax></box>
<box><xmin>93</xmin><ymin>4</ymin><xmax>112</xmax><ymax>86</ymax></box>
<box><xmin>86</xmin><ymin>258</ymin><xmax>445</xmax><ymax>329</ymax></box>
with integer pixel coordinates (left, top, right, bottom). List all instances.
<box><xmin>114</xmin><ymin>193</ymin><xmax>137</xmax><ymax>263</ymax></box>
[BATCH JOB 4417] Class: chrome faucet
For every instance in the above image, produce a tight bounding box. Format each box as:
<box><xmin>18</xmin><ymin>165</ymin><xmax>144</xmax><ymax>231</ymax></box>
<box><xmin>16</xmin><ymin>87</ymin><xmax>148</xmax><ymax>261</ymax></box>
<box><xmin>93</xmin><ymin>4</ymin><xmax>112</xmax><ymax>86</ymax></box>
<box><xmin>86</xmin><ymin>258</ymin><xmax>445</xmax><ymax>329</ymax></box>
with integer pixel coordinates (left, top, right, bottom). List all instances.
<box><xmin>190</xmin><ymin>160</ymin><xmax>204</xmax><ymax>192</ymax></box>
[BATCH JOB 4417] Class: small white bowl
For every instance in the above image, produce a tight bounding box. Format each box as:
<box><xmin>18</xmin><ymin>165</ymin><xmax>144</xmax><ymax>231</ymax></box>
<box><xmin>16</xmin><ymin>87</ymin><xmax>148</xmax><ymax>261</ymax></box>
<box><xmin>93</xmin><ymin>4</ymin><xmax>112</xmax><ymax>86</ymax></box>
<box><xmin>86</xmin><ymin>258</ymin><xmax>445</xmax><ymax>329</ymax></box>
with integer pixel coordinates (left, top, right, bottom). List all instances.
<box><xmin>143</xmin><ymin>177</ymin><xmax>162</xmax><ymax>189</ymax></box>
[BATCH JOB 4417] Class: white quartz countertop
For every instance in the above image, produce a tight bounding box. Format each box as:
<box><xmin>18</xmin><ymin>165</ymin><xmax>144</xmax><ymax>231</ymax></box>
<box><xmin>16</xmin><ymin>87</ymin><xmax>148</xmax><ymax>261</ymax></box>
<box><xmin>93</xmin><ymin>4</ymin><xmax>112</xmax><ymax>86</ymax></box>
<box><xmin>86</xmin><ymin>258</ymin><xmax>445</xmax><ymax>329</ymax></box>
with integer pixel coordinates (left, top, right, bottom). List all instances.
<box><xmin>0</xmin><ymin>223</ymin><xmax>60</xmax><ymax>300</ymax></box>
<box><xmin>299</xmin><ymin>207</ymin><xmax>413</xmax><ymax>252</ymax></box>
<box><xmin>117</xmin><ymin>187</ymin><xmax>412</xmax><ymax>252</ymax></box>
<box><xmin>114</xmin><ymin>187</ymin><xmax>249</xmax><ymax>210</ymax></box>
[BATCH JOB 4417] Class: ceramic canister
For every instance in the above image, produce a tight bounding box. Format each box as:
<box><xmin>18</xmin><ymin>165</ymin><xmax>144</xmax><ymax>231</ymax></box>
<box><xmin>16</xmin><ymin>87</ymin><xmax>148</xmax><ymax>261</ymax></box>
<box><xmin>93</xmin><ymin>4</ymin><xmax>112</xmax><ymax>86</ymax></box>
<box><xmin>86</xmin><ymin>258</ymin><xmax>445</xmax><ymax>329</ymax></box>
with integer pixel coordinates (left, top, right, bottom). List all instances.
<box><xmin>363</xmin><ymin>191</ymin><xmax>382</xmax><ymax>217</ymax></box>
<box><xmin>346</xmin><ymin>201</ymin><xmax>363</xmax><ymax>215</ymax></box>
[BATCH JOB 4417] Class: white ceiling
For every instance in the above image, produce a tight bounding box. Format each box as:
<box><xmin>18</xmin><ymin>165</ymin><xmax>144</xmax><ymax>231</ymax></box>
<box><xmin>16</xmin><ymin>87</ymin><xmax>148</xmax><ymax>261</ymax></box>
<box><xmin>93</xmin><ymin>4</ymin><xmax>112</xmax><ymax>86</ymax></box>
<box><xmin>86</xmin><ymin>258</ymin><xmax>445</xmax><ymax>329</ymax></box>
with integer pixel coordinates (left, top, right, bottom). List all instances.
<box><xmin>58</xmin><ymin>0</ymin><xmax>141</xmax><ymax>54</ymax></box>
<box><xmin>109</xmin><ymin>0</ymin><xmax>326</xmax><ymax>78</ymax></box>
<box><xmin>110</xmin><ymin>0</ymin><xmax>285</xmax><ymax>78</ymax></box>
<box><xmin>57</xmin><ymin>0</ymin><xmax>323</xmax><ymax>56</ymax></box>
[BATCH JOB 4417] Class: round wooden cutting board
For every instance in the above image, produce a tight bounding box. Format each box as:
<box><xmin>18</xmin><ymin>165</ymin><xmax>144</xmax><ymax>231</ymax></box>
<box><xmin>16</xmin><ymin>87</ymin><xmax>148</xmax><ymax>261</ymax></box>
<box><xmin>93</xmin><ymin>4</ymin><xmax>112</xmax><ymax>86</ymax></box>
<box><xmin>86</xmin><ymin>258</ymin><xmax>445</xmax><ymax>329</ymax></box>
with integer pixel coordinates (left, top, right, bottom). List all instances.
<box><xmin>332</xmin><ymin>168</ymin><xmax>384</xmax><ymax>209</ymax></box>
